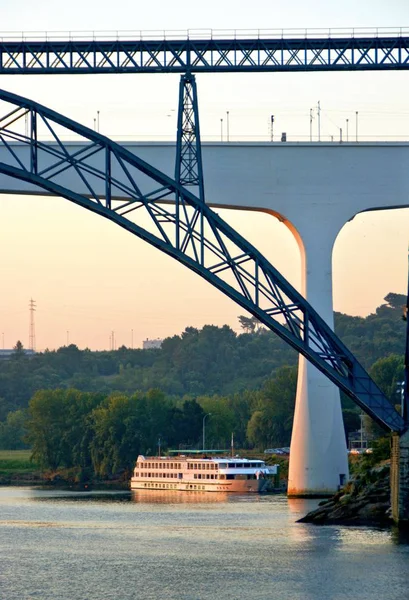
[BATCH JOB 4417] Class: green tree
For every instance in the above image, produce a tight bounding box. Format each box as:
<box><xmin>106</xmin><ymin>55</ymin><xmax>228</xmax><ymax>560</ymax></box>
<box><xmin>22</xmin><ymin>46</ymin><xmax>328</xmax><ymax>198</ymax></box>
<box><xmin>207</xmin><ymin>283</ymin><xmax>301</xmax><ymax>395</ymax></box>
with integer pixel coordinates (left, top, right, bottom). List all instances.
<box><xmin>246</xmin><ymin>366</ymin><xmax>297</xmax><ymax>449</ymax></box>
<box><xmin>0</xmin><ymin>409</ymin><xmax>29</xmax><ymax>449</ymax></box>
<box><xmin>12</xmin><ymin>340</ymin><xmax>26</xmax><ymax>359</ymax></box>
<box><xmin>27</xmin><ymin>389</ymin><xmax>70</xmax><ymax>469</ymax></box>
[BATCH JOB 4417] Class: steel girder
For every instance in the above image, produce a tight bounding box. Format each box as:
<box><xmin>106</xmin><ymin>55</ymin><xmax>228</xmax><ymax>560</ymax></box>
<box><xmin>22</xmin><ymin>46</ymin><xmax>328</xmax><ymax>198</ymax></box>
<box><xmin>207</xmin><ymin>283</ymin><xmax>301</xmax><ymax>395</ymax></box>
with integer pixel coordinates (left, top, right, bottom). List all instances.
<box><xmin>0</xmin><ymin>88</ymin><xmax>405</xmax><ymax>433</ymax></box>
<box><xmin>0</xmin><ymin>36</ymin><xmax>409</xmax><ymax>74</ymax></box>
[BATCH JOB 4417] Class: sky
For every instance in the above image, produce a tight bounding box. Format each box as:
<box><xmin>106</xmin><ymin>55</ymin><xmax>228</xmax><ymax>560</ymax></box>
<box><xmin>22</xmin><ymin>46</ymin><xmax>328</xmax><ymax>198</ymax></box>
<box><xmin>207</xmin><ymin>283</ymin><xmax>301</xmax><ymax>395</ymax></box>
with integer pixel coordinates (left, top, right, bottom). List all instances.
<box><xmin>1</xmin><ymin>0</ymin><xmax>409</xmax><ymax>350</ymax></box>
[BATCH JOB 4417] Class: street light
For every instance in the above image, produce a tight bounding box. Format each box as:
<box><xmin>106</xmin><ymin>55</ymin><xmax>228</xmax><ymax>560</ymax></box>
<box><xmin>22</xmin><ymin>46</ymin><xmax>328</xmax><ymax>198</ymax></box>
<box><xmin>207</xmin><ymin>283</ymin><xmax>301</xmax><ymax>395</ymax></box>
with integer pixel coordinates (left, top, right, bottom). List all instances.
<box><xmin>203</xmin><ymin>413</ymin><xmax>211</xmax><ymax>450</ymax></box>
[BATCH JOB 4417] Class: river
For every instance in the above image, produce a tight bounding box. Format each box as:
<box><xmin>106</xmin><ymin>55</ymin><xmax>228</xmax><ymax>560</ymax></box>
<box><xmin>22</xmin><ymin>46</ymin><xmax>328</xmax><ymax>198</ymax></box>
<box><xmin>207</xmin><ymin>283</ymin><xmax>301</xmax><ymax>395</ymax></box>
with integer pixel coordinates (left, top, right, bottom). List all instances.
<box><xmin>0</xmin><ymin>487</ymin><xmax>408</xmax><ymax>600</ymax></box>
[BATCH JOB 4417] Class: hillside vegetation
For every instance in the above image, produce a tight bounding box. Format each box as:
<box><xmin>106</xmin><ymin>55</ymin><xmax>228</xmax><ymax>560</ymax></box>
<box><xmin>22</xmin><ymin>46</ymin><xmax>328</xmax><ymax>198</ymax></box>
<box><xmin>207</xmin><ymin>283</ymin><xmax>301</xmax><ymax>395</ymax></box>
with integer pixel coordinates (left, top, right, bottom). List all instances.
<box><xmin>0</xmin><ymin>293</ymin><xmax>406</xmax><ymax>479</ymax></box>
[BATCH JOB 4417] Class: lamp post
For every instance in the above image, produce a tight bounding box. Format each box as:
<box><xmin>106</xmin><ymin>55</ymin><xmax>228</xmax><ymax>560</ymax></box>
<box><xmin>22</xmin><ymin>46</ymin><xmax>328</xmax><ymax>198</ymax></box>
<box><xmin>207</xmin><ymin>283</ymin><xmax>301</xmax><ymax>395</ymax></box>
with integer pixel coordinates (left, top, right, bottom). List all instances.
<box><xmin>226</xmin><ymin>110</ymin><xmax>230</xmax><ymax>142</ymax></box>
<box><xmin>202</xmin><ymin>413</ymin><xmax>211</xmax><ymax>450</ymax></box>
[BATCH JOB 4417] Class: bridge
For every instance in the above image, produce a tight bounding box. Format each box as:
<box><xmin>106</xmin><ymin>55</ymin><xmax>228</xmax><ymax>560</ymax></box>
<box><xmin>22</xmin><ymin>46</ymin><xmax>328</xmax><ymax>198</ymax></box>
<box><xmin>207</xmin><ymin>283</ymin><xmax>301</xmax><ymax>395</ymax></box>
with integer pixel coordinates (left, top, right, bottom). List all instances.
<box><xmin>0</xmin><ymin>30</ymin><xmax>408</xmax><ymax>521</ymax></box>
<box><xmin>0</xmin><ymin>28</ymin><xmax>409</xmax><ymax>73</ymax></box>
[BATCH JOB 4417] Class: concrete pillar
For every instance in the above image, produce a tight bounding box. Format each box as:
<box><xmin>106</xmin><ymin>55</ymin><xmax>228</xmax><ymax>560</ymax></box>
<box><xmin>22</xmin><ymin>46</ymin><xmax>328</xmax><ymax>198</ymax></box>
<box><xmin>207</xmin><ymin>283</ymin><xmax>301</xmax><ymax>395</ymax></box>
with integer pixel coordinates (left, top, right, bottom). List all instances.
<box><xmin>391</xmin><ymin>430</ymin><xmax>409</xmax><ymax>524</ymax></box>
<box><xmin>287</xmin><ymin>227</ymin><xmax>349</xmax><ymax>496</ymax></box>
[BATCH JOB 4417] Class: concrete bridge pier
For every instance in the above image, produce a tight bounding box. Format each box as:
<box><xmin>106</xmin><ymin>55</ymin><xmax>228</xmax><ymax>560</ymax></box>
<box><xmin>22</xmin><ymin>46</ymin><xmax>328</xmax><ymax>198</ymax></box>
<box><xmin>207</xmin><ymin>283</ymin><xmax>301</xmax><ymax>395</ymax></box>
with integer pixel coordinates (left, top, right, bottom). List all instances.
<box><xmin>287</xmin><ymin>220</ymin><xmax>349</xmax><ymax>497</ymax></box>
<box><xmin>391</xmin><ymin>431</ymin><xmax>409</xmax><ymax>524</ymax></box>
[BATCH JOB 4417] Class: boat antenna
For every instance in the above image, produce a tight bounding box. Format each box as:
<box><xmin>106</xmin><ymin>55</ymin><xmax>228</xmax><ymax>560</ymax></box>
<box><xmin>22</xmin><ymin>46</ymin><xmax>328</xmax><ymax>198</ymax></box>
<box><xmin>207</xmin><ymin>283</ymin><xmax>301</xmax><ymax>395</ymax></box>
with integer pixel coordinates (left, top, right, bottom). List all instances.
<box><xmin>231</xmin><ymin>432</ymin><xmax>234</xmax><ymax>457</ymax></box>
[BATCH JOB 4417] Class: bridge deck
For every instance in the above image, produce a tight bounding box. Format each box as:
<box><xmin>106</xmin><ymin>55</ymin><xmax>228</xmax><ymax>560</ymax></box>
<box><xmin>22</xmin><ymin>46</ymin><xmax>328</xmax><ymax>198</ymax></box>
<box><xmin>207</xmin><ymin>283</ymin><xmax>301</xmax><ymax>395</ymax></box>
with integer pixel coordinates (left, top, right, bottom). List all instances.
<box><xmin>0</xmin><ymin>33</ymin><xmax>409</xmax><ymax>73</ymax></box>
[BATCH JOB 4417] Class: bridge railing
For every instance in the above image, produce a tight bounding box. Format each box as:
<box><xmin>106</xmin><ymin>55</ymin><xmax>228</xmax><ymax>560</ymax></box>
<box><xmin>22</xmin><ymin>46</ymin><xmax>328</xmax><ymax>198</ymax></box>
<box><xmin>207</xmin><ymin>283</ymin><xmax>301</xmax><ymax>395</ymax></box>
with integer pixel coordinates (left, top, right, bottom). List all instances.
<box><xmin>0</xmin><ymin>27</ymin><xmax>408</xmax><ymax>42</ymax></box>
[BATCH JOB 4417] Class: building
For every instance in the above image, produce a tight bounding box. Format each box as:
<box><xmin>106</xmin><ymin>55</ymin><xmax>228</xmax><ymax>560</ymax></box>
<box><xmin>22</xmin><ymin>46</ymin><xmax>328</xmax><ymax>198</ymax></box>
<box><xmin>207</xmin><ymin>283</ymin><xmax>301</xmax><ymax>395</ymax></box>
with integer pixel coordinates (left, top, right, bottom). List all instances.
<box><xmin>142</xmin><ymin>338</ymin><xmax>163</xmax><ymax>350</ymax></box>
<box><xmin>0</xmin><ymin>348</ymin><xmax>36</xmax><ymax>360</ymax></box>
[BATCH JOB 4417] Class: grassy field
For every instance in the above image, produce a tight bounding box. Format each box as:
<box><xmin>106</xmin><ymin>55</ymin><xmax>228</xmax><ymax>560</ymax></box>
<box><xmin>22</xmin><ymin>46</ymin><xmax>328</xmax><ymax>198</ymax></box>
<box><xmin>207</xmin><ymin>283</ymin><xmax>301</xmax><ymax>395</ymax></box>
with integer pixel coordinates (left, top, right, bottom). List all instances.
<box><xmin>0</xmin><ymin>449</ymin><xmax>39</xmax><ymax>474</ymax></box>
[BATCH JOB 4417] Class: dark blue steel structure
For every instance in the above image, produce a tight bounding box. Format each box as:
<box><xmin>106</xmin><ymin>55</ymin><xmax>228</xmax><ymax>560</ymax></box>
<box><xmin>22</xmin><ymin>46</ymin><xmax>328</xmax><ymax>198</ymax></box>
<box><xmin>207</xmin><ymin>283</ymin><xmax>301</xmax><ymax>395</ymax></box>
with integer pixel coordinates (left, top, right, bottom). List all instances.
<box><xmin>175</xmin><ymin>73</ymin><xmax>205</xmax><ymax>202</ymax></box>
<box><xmin>0</xmin><ymin>34</ymin><xmax>409</xmax><ymax>73</ymax></box>
<box><xmin>0</xmin><ymin>89</ymin><xmax>405</xmax><ymax>433</ymax></box>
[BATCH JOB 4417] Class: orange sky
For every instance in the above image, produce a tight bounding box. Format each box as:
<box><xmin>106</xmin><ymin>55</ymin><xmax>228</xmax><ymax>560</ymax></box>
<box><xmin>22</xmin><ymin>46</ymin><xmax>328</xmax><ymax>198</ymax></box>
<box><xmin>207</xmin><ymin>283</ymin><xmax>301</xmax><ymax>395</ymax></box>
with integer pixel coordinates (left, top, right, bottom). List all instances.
<box><xmin>0</xmin><ymin>193</ymin><xmax>408</xmax><ymax>351</ymax></box>
<box><xmin>1</xmin><ymin>1</ymin><xmax>409</xmax><ymax>350</ymax></box>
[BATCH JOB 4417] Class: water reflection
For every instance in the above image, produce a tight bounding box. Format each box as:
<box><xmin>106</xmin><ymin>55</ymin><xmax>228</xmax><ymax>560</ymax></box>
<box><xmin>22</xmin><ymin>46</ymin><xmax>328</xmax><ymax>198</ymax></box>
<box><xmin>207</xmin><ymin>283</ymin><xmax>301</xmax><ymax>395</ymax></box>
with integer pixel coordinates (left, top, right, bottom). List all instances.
<box><xmin>1</xmin><ymin>486</ymin><xmax>408</xmax><ymax>600</ymax></box>
<box><xmin>131</xmin><ymin>489</ymin><xmax>243</xmax><ymax>504</ymax></box>
<box><xmin>287</xmin><ymin>497</ymin><xmax>321</xmax><ymax>519</ymax></box>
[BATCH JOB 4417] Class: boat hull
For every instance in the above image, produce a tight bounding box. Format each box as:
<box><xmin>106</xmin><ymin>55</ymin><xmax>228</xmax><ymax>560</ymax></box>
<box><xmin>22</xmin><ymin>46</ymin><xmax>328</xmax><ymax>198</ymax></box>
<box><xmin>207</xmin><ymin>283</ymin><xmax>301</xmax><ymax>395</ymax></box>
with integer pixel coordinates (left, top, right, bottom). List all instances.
<box><xmin>130</xmin><ymin>478</ymin><xmax>268</xmax><ymax>493</ymax></box>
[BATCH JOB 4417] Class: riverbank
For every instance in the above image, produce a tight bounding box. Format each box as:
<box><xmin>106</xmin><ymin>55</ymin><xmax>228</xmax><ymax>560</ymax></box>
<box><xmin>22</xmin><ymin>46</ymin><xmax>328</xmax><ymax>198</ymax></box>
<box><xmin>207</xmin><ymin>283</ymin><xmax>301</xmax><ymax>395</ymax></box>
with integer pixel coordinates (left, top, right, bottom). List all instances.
<box><xmin>0</xmin><ymin>450</ymin><xmax>129</xmax><ymax>489</ymax></box>
<box><xmin>0</xmin><ymin>450</ymin><xmax>42</xmax><ymax>485</ymax></box>
<box><xmin>0</xmin><ymin>449</ymin><xmax>288</xmax><ymax>490</ymax></box>
<box><xmin>298</xmin><ymin>463</ymin><xmax>392</xmax><ymax>526</ymax></box>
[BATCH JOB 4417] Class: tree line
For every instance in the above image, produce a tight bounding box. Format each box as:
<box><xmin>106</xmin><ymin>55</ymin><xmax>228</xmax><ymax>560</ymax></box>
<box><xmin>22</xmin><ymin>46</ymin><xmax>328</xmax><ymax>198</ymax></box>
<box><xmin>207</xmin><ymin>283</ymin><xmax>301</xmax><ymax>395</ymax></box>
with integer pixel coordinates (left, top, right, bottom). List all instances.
<box><xmin>0</xmin><ymin>292</ymin><xmax>406</xmax><ymax>476</ymax></box>
<box><xmin>6</xmin><ymin>365</ymin><xmax>297</xmax><ymax>479</ymax></box>
<box><xmin>0</xmin><ymin>292</ymin><xmax>406</xmax><ymax>420</ymax></box>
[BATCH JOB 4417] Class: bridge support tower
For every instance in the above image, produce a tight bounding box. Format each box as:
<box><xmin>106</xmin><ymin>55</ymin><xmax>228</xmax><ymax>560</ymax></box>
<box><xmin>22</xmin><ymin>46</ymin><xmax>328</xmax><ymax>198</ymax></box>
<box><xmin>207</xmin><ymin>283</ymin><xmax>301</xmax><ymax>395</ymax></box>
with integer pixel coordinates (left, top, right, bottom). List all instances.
<box><xmin>287</xmin><ymin>224</ymin><xmax>349</xmax><ymax>496</ymax></box>
<box><xmin>391</xmin><ymin>431</ymin><xmax>409</xmax><ymax>524</ymax></box>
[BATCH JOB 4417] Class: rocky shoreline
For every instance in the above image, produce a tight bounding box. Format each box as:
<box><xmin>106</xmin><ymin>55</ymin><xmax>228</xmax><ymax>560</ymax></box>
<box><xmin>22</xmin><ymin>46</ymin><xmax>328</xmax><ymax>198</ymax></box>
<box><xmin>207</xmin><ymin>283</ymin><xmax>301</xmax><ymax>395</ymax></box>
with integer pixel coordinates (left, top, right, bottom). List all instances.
<box><xmin>298</xmin><ymin>464</ymin><xmax>392</xmax><ymax>526</ymax></box>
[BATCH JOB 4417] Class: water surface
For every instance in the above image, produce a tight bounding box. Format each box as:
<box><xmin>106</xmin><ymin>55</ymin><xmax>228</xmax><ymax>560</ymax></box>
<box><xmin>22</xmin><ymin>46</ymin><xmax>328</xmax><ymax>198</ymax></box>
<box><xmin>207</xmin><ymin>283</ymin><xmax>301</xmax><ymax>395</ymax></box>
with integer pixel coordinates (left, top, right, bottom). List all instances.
<box><xmin>0</xmin><ymin>487</ymin><xmax>408</xmax><ymax>600</ymax></box>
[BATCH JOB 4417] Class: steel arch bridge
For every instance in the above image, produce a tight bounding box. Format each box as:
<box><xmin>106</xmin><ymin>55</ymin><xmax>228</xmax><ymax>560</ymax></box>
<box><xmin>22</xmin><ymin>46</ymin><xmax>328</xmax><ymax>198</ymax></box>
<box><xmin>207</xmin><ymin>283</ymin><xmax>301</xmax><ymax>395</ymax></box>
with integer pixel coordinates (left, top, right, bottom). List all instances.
<box><xmin>0</xmin><ymin>89</ymin><xmax>405</xmax><ymax>433</ymax></box>
<box><xmin>0</xmin><ymin>31</ymin><xmax>409</xmax><ymax>74</ymax></box>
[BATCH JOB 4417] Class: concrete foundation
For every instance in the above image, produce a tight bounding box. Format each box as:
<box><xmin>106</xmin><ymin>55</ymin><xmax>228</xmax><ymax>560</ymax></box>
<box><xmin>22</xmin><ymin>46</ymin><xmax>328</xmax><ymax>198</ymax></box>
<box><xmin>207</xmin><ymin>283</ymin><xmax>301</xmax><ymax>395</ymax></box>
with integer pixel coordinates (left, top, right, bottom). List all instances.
<box><xmin>391</xmin><ymin>430</ymin><xmax>409</xmax><ymax>524</ymax></box>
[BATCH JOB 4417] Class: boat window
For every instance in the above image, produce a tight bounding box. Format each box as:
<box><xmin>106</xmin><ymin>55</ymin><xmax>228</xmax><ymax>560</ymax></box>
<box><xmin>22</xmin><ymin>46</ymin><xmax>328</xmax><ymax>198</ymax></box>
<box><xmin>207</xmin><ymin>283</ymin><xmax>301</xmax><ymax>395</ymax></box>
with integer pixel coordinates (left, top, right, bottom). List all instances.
<box><xmin>219</xmin><ymin>474</ymin><xmax>225</xmax><ymax>480</ymax></box>
<box><xmin>219</xmin><ymin>463</ymin><xmax>227</xmax><ymax>469</ymax></box>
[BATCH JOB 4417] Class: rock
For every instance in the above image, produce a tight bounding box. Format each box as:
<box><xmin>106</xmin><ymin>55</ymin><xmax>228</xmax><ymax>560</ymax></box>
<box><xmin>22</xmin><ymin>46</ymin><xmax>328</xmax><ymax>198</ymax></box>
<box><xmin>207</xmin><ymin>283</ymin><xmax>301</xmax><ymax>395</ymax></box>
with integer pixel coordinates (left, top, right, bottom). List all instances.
<box><xmin>298</xmin><ymin>465</ymin><xmax>392</xmax><ymax>526</ymax></box>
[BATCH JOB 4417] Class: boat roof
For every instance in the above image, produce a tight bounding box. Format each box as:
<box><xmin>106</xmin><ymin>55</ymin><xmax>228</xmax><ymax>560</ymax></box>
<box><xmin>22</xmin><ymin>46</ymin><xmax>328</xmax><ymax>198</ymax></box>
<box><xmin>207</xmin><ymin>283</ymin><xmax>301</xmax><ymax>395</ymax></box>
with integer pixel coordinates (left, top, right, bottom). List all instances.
<box><xmin>137</xmin><ymin>454</ymin><xmax>265</xmax><ymax>463</ymax></box>
<box><xmin>167</xmin><ymin>449</ymin><xmax>230</xmax><ymax>454</ymax></box>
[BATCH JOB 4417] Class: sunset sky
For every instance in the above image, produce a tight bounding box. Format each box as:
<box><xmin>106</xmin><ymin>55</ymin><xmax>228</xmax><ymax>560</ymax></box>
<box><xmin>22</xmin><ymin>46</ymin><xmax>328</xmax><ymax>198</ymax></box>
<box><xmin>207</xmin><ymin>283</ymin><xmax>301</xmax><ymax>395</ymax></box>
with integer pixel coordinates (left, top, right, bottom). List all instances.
<box><xmin>1</xmin><ymin>0</ymin><xmax>409</xmax><ymax>350</ymax></box>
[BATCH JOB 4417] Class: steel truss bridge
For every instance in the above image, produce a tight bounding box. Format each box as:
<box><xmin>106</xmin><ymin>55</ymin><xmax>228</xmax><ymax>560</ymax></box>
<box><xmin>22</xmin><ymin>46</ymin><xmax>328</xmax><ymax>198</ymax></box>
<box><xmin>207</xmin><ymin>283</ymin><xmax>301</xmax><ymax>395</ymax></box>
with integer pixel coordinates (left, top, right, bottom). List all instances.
<box><xmin>0</xmin><ymin>88</ymin><xmax>405</xmax><ymax>433</ymax></box>
<box><xmin>0</xmin><ymin>31</ymin><xmax>407</xmax><ymax>434</ymax></box>
<box><xmin>0</xmin><ymin>30</ymin><xmax>409</xmax><ymax>73</ymax></box>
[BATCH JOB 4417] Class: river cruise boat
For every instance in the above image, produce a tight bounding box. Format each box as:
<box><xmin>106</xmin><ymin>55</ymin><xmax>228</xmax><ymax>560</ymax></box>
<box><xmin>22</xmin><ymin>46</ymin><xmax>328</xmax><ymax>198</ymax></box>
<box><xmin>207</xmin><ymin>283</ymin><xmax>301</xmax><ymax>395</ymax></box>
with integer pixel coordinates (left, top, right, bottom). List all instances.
<box><xmin>130</xmin><ymin>450</ymin><xmax>279</xmax><ymax>493</ymax></box>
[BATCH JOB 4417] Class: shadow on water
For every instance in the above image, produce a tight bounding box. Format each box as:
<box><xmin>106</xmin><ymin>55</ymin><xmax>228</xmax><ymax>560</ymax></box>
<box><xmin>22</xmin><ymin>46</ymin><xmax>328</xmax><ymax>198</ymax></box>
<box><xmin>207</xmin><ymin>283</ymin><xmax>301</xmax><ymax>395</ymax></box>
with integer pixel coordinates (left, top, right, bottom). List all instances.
<box><xmin>391</xmin><ymin>526</ymin><xmax>409</xmax><ymax>545</ymax></box>
<box><xmin>16</xmin><ymin>487</ymin><xmax>283</xmax><ymax>505</ymax></box>
<box><xmin>27</xmin><ymin>489</ymin><xmax>132</xmax><ymax>503</ymax></box>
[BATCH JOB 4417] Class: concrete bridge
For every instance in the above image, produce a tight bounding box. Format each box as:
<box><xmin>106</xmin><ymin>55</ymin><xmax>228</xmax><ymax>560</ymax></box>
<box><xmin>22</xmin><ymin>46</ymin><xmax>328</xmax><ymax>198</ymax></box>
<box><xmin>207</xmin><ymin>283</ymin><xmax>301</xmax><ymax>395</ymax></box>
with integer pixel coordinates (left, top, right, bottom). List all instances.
<box><xmin>1</xmin><ymin>140</ymin><xmax>409</xmax><ymax>498</ymax></box>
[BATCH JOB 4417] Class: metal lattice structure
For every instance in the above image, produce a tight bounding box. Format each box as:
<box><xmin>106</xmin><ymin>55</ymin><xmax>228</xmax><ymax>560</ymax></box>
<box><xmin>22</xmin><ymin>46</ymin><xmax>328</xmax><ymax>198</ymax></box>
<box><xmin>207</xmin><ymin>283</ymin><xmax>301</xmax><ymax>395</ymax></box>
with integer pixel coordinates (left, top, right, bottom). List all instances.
<box><xmin>0</xmin><ymin>34</ymin><xmax>409</xmax><ymax>74</ymax></box>
<box><xmin>0</xmin><ymin>89</ymin><xmax>405</xmax><ymax>432</ymax></box>
<box><xmin>175</xmin><ymin>73</ymin><xmax>205</xmax><ymax>202</ymax></box>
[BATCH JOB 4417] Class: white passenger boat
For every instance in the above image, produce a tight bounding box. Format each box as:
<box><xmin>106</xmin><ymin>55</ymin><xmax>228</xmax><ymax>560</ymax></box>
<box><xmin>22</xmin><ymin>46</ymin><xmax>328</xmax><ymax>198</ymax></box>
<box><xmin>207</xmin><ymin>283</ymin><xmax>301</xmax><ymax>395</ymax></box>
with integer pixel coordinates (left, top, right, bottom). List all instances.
<box><xmin>130</xmin><ymin>451</ymin><xmax>279</xmax><ymax>493</ymax></box>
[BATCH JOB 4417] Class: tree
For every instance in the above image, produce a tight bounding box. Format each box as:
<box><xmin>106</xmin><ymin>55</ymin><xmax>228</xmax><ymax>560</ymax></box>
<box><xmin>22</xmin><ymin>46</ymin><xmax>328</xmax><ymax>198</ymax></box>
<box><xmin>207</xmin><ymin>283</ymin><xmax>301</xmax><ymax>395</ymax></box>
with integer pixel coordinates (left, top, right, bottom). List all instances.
<box><xmin>27</xmin><ymin>389</ymin><xmax>71</xmax><ymax>469</ymax></box>
<box><xmin>0</xmin><ymin>409</ymin><xmax>29</xmax><ymax>449</ymax></box>
<box><xmin>238</xmin><ymin>315</ymin><xmax>263</xmax><ymax>334</ymax></box>
<box><xmin>238</xmin><ymin>315</ymin><xmax>256</xmax><ymax>334</ymax></box>
<box><xmin>12</xmin><ymin>340</ymin><xmax>25</xmax><ymax>360</ymax></box>
<box><xmin>246</xmin><ymin>366</ymin><xmax>297</xmax><ymax>449</ymax></box>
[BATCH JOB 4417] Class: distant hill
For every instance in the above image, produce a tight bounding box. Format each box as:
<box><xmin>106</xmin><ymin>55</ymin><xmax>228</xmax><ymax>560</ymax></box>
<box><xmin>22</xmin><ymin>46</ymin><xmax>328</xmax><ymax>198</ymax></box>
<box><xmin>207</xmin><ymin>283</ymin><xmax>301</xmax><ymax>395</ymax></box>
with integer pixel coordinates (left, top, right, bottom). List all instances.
<box><xmin>0</xmin><ymin>292</ymin><xmax>406</xmax><ymax>419</ymax></box>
